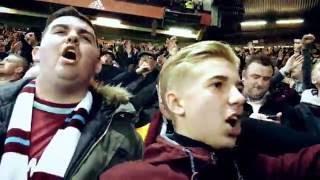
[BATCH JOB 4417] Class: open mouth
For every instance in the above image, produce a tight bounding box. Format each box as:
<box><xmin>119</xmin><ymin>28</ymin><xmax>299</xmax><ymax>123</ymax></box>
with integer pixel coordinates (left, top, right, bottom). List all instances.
<box><xmin>226</xmin><ymin>116</ymin><xmax>239</xmax><ymax>127</ymax></box>
<box><xmin>62</xmin><ymin>47</ymin><xmax>77</xmax><ymax>61</ymax></box>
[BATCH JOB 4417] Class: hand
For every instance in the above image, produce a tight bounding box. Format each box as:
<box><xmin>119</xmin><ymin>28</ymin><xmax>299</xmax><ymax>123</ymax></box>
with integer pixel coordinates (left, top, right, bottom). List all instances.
<box><xmin>249</xmin><ymin>112</ymin><xmax>281</xmax><ymax>123</ymax></box>
<box><xmin>281</xmin><ymin>53</ymin><xmax>303</xmax><ymax>74</ymax></box>
<box><xmin>302</xmin><ymin>34</ymin><xmax>316</xmax><ymax>49</ymax></box>
<box><xmin>136</xmin><ymin>64</ymin><xmax>151</xmax><ymax>74</ymax></box>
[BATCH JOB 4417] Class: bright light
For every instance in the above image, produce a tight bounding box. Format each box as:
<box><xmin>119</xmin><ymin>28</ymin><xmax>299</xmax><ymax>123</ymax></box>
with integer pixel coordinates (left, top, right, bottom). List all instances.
<box><xmin>0</xmin><ymin>6</ymin><xmax>47</xmax><ymax>17</ymax></box>
<box><xmin>240</xmin><ymin>20</ymin><xmax>267</xmax><ymax>27</ymax></box>
<box><xmin>160</xmin><ymin>27</ymin><xmax>197</xmax><ymax>39</ymax></box>
<box><xmin>276</xmin><ymin>19</ymin><xmax>304</xmax><ymax>24</ymax></box>
<box><xmin>91</xmin><ymin>17</ymin><xmax>123</xmax><ymax>28</ymax></box>
<box><xmin>0</xmin><ymin>7</ymin><xmax>16</xmax><ymax>14</ymax></box>
<box><xmin>91</xmin><ymin>19</ymin><xmax>199</xmax><ymax>39</ymax></box>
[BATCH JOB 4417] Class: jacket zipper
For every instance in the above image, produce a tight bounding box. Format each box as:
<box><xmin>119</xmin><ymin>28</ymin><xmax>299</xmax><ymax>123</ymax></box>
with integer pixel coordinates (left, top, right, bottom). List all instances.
<box><xmin>65</xmin><ymin>114</ymin><xmax>114</xmax><ymax>179</ymax></box>
<box><xmin>210</xmin><ymin>152</ymin><xmax>217</xmax><ymax>164</ymax></box>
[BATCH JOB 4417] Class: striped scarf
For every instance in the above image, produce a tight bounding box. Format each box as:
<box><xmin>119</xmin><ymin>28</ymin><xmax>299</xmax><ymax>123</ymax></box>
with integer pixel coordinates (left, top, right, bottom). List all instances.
<box><xmin>0</xmin><ymin>80</ymin><xmax>93</xmax><ymax>180</ymax></box>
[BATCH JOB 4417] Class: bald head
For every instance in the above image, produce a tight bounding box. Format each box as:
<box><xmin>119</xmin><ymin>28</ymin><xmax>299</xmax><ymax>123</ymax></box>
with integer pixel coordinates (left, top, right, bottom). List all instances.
<box><xmin>0</xmin><ymin>54</ymin><xmax>29</xmax><ymax>82</ymax></box>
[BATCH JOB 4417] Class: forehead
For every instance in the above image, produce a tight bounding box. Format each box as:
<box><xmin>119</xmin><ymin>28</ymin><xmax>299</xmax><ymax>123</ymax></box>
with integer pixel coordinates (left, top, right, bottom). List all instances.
<box><xmin>247</xmin><ymin>62</ymin><xmax>273</xmax><ymax>75</ymax></box>
<box><xmin>140</xmin><ymin>55</ymin><xmax>154</xmax><ymax>60</ymax></box>
<box><xmin>140</xmin><ymin>56</ymin><xmax>155</xmax><ymax>62</ymax></box>
<box><xmin>4</xmin><ymin>55</ymin><xmax>20</xmax><ymax>62</ymax></box>
<box><xmin>102</xmin><ymin>54</ymin><xmax>112</xmax><ymax>58</ymax></box>
<box><xmin>191</xmin><ymin>57</ymin><xmax>238</xmax><ymax>81</ymax></box>
<box><xmin>46</xmin><ymin>16</ymin><xmax>95</xmax><ymax>37</ymax></box>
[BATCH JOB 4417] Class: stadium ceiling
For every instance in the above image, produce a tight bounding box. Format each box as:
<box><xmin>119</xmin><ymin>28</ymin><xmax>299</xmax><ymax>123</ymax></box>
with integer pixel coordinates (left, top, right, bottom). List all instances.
<box><xmin>243</xmin><ymin>0</ymin><xmax>320</xmax><ymax>18</ymax></box>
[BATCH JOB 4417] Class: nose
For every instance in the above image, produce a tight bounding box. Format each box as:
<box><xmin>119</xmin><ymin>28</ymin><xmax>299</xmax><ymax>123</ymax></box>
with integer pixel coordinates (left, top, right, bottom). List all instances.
<box><xmin>229</xmin><ymin>86</ymin><xmax>245</xmax><ymax>107</ymax></box>
<box><xmin>67</xmin><ymin>32</ymin><xmax>79</xmax><ymax>45</ymax></box>
<box><xmin>256</xmin><ymin>78</ymin><xmax>264</xmax><ymax>87</ymax></box>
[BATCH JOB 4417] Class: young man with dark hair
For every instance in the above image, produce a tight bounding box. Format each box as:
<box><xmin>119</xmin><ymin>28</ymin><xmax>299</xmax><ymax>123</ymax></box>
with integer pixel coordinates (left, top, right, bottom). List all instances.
<box><xmin>0</xmin><ymin>6</ymin><xmax>142</xmax><ymax>180</ymax></box>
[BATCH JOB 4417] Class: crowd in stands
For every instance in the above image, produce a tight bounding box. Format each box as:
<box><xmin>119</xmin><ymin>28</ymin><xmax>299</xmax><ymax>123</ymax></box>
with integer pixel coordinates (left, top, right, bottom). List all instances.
<box><xmin>1</xmin><ymin>6</ymin><xmax>320</xmax><ymax>180</ymax></box>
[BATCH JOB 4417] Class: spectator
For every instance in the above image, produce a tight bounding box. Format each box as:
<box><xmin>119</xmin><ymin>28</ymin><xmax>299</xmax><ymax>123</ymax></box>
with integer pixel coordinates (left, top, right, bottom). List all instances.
<box><xmin>0</xmin><ymin>53</ymin><xmax>28</xmax><ymax>85</ymax></box>
<box><xmin>24</xmin><ymin>27</ymin><xmax>41</xmax><ymax>47</ymax></box>
<box><xmin>0</xmin><ymin>6</ymin><xmax>142</xmax><ymax>179</ymax></box>
<box><xmin>241</xmin><ymin>55</ymin><xmax>296</xmax><ymax>124</ymax></box>
<box><xmin>96</xmin><ymin>49</ymin><xmax>123</xmax><ymax>84</ymax></box>
<box><xmin>294</xmin><ymin>61</ymin><xmax>320</xmax><ymax>136</ymax></box>
<box><xmin>111</xmin><ymin>51</ymin><xmax>159</xmax><ymax>95</ymax></box>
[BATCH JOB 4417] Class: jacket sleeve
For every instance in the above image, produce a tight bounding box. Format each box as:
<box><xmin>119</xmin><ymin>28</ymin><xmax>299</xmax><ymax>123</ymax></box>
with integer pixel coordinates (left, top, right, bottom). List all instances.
<box><xmin>109</xmin><ymin>71</ymin><xmax>139</xmax><ymax>87</ymax></box>
<box><xmin>238</xmin><ymin>118</ymin><xmax>320</xmax><ymax>155</ymax></box>
<box><xmin>271</xmin><ymin>71</ymin><xmax>285</xmax><ymax>87</ymax></box>
<box><xmin>302</xmin><ymin>45</ymin><xmax>313</xmax><ymax>90</ymax></box>
<box><xmin>100</xmin><ymin>161</ymin><xmax>185</xmax><ymax>180</ymax></box>
<box><xmin>255</xmin><ymin>144</ymin><xmax>320</xmax><ymax>180</ymax></box>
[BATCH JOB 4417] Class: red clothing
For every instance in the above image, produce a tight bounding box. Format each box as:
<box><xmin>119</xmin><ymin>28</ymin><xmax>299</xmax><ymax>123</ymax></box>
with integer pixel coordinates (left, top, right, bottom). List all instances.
<box><xmin>29</xmin><ymin>97</ymin><xmax>76</xmax><ymax>159</ymax></box>
<box><xmin>101</xmin><ymin>137</ymin><xmax>320</xmax><ymax>180</ymax></box>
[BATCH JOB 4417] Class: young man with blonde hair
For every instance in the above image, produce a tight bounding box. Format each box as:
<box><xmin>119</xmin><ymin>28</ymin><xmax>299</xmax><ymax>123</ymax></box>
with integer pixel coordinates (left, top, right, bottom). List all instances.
<box><xmin>101</xmin><ymin>41</ymin><xmax>320</xmax><ymax>180</ymax></box>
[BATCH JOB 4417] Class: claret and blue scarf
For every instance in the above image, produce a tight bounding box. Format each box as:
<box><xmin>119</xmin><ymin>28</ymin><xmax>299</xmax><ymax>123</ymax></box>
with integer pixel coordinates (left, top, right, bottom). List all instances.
<box><xmin>0</xmin><ymin>81</ymin><xmax>93</xmax><ymax>180</ymax></box>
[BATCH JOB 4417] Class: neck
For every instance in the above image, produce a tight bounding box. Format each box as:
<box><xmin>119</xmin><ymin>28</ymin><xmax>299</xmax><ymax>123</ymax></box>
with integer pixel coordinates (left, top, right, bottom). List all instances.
<box><xmin>172</xmin><ymin>132</ymin><xmax>214</xmax><ymax>151</ymax></box>
<box><xmin>35</xmin><ymin>76</ymin><xmax>89</xmax><ymax>104</ymax></box>
<box><xmin>244</xmin><ymin>92</ymin><xmax>266</xmax><ymax>102</ymax></box>
<box><xmin>0</xmin><ymin>75</ymin><xmax>16</xmax><ymax>82</ymax></box>
<box><xmin>246</xmin><ymin>96</ymin><xmax>265</xmax><ymax>102</ymax></box>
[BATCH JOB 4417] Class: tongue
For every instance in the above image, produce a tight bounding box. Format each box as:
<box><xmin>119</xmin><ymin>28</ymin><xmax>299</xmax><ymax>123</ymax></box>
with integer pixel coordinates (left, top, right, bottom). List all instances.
<box><xmin>63</xmin><ymin>51</ymin><xmax>76</xmax><ymax>60</ymax></box>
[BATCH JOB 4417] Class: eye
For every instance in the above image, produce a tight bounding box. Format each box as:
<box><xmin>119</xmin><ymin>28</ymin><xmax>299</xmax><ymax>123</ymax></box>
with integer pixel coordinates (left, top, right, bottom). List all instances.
<box><xmin>211</xmin><ymin>81</ymin><xmax>223</xmax><ymax>89</ymax></box>
<box><xmin>54</xmin><ymin>29</ymin><xmax>65</xmax><ymax>34</ymax></box>
<box><xmin>251</xmin><ymin>75</ymin><xmax>260</xmax><ymax>79</ymax></box>
<box><xmin>82</xmin><ymin>35</ymin><xmax>92</xmax><ymax>43</ymax></box>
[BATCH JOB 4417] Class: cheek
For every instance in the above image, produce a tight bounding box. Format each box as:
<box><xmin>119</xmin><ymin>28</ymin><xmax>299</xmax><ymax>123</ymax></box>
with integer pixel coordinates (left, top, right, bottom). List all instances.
<box><xmin>81</xmin><ymin>46</ymin><xmax>99</xmax><ymax>61</ymax></box>
<box><xmin>186</xmin><ymin>93</ymin><xmax>224</xmax><ymax>119</ymax></box>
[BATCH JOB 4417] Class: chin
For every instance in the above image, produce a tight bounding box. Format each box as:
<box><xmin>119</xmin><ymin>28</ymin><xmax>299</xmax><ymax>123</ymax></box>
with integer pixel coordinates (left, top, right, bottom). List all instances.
<box><xmin>223</xmin><ymin>142</ymin><xmax>236</xmax><ymax>149</ymax></box>
<box><xmin>210</xmin><ymin>138</ymin><xmax>237</xmax><ymax>150</ymax></box>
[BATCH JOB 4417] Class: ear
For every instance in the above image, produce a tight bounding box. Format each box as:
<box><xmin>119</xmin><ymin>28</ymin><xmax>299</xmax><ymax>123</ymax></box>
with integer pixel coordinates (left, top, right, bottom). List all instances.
<box><xmin>32</xmin><ymin>46</ymin><xmax>40</xmax><ymax>62</ymax></box>
<box><xmin>312</xmin><ymin>75</ymin><xmax>317</xmax><ymax>84</ymax></box>
<box><xmin>165</xmin><ymin>91</ymin><xmax>185</xmax><ymax>117</ymax></box>
<box><xmin>14</xmin><ymin>66</ymin><xmax>24</xmax><ymax>74</ymax></box>
<box><xmin>95</xmin><ymin>57</ymin><xmax>102</xmax><ymax>74</ymax></box>
<box><xmin>241</xmin><ymin>70</ymin><xmax>246</xmax><ymax>80</ymax></box>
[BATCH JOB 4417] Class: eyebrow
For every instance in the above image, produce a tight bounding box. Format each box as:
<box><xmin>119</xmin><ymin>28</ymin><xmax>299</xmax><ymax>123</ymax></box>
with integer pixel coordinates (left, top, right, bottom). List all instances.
<box><xmin>78</xmin><ymin>29</ymin><xmax>95</xmax><ymax>41</ymax></box>
<box><xmin>51</xmin><ymin>24</ymin><xmax>68</xmax><ymax>31</ymax></box>
<box><xmin>250</xmin><ymin>73</ymin><xmax>271</xmax><ymax>78</ymax></box>
<box><xmin>207</xmin><ymin>75</ymin><xmax>228</xmax><ymax>82</ymax></box>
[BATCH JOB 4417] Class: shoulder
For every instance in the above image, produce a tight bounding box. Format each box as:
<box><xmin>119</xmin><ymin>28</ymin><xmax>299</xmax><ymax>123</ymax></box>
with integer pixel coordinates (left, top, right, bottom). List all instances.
<box><xmin>100</xmin><ymin>161</ymin><xmax>186</xmax><ymax>180</ymax></box>
<box><xmin>0</xmin><ymin>78</ymin><xmax>31</xmax><ymax>106</ymax></box>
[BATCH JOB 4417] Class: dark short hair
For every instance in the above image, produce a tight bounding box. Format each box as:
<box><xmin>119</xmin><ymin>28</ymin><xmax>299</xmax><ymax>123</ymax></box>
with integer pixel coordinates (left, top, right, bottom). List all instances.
<box><xmin>101</xmin><ymin>50</ymin><xmax>115</xmax><ymax>60</ymax></box>
<box><xmin>244</xmin><ymin>55</ymin><xmax>274</xmax><ymax>74</ymax></box>
<box><xmin>45</xmin><ymin>6</ymin><xmax>94</xmax><ymax>31</ymax></box>
<box><xmin>138</xmin><ymin>52</ymin><xmax>157</xmax><ymax>61</ymax></box>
